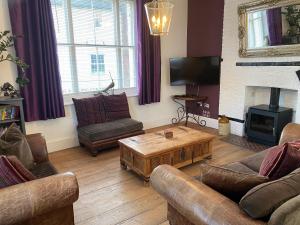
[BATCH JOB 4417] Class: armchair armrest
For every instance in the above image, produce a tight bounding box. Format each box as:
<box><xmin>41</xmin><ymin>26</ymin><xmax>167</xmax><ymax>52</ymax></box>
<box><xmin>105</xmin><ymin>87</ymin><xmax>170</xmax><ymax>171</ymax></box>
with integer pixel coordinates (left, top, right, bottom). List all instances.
<box><xmin>0</xmin><ymin>172</ymin><xmax>79</xmax><ymax>225</ymax></box>
<box><xmin>26</xmin><ymin>133</ymin><xmax>49</xmax><ymax>163</ymax></box>
<box><xmin>279</xmin><ymin>123</ymin><xmax>300</xmax><ymax>145</ymax></box>
<box><xmin>150</xmin><ymin>165</ymin><xmax>265</xmax><ymax>225</ymax></box>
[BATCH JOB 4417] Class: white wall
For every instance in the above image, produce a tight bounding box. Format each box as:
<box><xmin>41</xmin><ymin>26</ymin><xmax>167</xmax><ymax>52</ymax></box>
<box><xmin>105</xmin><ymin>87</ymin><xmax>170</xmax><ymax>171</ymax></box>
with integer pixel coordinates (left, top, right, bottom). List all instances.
<box><xmin>0</xmin><ymin>0</ymin><xmax>188</xmax><ymax>152</ymax></box>
<box><xmin>0</xmin><ymin>0</ymin><xmax>18</xmax><ymax>86</ymax></box>
<box><xmin>220</xmin><ymin>0</ymin><xmax>300</xmax><ymax>136</ymax></box>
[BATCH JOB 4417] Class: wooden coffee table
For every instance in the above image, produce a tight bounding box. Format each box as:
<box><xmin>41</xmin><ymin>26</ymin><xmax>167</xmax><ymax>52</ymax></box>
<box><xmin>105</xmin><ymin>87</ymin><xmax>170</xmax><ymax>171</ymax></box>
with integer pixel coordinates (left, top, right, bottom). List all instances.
<box><xmin>119</xmin><ymin>126</ymin><xmax>215</xmax><ymax>183</ymax></box>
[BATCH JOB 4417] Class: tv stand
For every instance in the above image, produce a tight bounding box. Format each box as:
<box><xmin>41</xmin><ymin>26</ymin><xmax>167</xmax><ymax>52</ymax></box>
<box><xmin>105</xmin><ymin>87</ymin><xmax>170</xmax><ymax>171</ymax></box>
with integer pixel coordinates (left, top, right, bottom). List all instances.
<box><xmin>171</xmin><ymin>95</ymin><xmax>208</xmax><ymax>127</ymax></box>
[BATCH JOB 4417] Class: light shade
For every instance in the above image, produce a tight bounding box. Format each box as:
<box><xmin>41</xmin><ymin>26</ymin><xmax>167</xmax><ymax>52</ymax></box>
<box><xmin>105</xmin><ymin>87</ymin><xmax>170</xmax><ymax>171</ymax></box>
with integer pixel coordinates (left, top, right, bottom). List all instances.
<box><xmin>144</xmin><ymin>0</ymin><xmax>174</xmax><ymax>36</ymax></box>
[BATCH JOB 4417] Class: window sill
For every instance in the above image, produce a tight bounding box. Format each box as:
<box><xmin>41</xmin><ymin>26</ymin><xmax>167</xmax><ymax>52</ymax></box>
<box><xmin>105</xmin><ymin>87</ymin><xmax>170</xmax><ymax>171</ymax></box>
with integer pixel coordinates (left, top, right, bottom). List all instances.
<box><xmin>63</xmin><ymin>87</ymin><xmax>138</xmax><ymax>106</ymax></box>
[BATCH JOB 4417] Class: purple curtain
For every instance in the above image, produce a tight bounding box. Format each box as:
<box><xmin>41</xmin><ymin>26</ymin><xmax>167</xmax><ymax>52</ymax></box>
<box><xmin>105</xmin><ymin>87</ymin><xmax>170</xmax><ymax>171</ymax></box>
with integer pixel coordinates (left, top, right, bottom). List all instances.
<box><xmin>136</xmin><ymin>0</ymin><xmax>161</xmax><ymax>105</ymax></box>
<box><xmin>8</xmin><ymin>0</ymin><xmax>65</xmax><ymax>122</ymax></box>
<box><xmin>267</xmin><ymin>8</ymin><xmax>283</xmax><ymax>46</ymax></box>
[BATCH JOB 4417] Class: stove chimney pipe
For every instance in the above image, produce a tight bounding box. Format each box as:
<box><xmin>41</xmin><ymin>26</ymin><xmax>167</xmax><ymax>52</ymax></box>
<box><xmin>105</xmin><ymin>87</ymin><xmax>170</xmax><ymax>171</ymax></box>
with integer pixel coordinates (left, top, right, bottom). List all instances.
<box><xmin>269</xmin><ymin>87</ymin><xmax>281</xmax><ymax>111</ymax></box>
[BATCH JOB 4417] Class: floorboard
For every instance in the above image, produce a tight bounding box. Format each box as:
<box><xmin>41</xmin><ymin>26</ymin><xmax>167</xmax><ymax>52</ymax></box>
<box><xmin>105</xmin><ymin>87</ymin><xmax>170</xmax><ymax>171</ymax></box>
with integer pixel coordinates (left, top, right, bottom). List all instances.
<box><xmin>49</xmin><ymin>123</ymin><xmax>256</xmax><ymax>225</ymax></box>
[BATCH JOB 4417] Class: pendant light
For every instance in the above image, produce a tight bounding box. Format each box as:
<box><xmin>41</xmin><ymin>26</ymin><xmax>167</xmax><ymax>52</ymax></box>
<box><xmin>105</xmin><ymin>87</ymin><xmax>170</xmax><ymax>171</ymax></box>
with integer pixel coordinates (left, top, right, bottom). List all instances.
<box><xmin>144</xmin><ymin>0</ymin><xmax>174</xmax><ymax>36</ymax></box>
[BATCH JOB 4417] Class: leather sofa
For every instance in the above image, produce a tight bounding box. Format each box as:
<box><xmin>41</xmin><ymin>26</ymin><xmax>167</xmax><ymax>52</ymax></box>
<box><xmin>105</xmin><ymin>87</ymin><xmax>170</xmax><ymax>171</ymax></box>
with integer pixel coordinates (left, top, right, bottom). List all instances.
<box><xmin>0</xmin><ymin>134</ymin><xmax>79</xmax><ymax>225</ymax></box>
<box><xmin>150</xmin><ymin>123</ymin><xmax>300</xmax><ymax>225</ymax></box>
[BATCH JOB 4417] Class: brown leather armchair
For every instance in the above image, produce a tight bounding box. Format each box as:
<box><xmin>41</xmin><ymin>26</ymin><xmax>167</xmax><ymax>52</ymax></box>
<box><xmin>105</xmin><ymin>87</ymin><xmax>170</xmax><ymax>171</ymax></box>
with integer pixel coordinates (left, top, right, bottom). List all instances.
<box><xmin>0</xmin><ymin>134</ymin><xmax>79</xmax><ymax>225</ymax></box>
<box><xmin>150</xmin><ymin>123</ymin><xmax>300</xmax><ymax>225</ymax></box>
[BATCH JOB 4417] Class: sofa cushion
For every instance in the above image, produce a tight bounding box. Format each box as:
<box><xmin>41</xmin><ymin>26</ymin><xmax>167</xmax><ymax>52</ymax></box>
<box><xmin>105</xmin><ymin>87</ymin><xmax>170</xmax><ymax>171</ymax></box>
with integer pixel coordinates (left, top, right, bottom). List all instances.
<box><xmin>239</xmin><ymin>149</ymin><xmax>268</xmax><ymax>172</ymax></box>
<box><xmin>224</xmin><ymin>162</ymin><xmax>257</xmax><ymax>175</ymax></box>
<box><xmin>30</xmin><ymin>162</ymin><xmax>58</xmax><ymax>178</ymax></box>
<box><xmin>102</xmin><ymin>93</ymin><xmax>131</xmax><ymax>121</ymax></box>
<box><xmin>199</xmin><ymin>164</ymin><xmax>269</xmax><ymax>201</ymax></box>
<box><xmin>0</xmin><ymin>155</ymin><xmax>35</xmax><ymax>189</ymax></box>
<box><xmin>0</xmin><ymin>124</ymin><xmax>34</xmax><ymax>169</ymax></box>
<box><xmin>78</xmin><ymin>118</ymin><xmax>143</xmax><ymax>142</ymax></box>
<box><xmin>259</xmin><ymin>141</ymin><xmax>300</xmax><ymax>180</ymax></box>
<box><xmin>239</xmin><ymin>168</ymin><xmax>300</xmax><ymax>219</ymax></box>
<box><xmin>7</xmin><ymin>156</ymin><xmax>36</xmax><ymax>180</ymax></box>
<box><xmin>73</xmin><ymin>95</ymin><xmax>105</xmax><ymax>127</ymax></box>
<box><xmin>258</xmin><ymin>144</ymin><xmax>286</xmax><ymax>178</ymax></box>
<box><xmin>268</xmin><ymin>195</ymin><xmax>300</xmax><ymax>225</ymax></box>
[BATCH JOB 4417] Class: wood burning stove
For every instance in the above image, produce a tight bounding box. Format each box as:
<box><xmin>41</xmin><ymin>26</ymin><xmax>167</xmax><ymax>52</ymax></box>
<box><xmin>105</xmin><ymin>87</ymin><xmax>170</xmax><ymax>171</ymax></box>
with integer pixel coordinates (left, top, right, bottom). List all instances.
<box><xmin>246</xmin><ymin>88</ymin><xmax>293</xmax><ymax>146</ymax></box>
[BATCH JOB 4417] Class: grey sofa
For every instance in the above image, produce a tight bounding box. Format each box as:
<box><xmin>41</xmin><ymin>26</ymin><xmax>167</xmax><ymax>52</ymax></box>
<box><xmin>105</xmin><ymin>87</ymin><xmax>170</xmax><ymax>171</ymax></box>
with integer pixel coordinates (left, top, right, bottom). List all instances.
<box><xmin>150</xmin><ymin>123</ymin><xmax>300</xmax><ymax>225</ymax></box>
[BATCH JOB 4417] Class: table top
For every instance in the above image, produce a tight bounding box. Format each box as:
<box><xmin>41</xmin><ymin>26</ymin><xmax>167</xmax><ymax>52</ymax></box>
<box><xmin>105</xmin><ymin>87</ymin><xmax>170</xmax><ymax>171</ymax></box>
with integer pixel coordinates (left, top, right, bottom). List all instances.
<box><xmin>119</xmin><ymin>126</ymin><xmax>215</xmax><ymax>157</ymax></box>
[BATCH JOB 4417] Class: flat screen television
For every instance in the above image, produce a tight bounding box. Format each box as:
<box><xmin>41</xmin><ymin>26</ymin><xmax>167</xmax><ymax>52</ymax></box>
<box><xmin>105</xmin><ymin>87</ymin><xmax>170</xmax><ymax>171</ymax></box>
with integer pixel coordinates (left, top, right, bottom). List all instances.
<box><xmin>170</xmin><ymin>56</ymin><xmax>221</xmax><ymax>86</ymax></box>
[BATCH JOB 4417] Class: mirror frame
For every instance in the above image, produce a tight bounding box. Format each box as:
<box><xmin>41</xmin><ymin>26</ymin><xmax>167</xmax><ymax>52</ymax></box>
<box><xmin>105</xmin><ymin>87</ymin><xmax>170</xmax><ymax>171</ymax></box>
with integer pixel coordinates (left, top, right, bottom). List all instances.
<box><xmin>238</xmin><ymin>0</ymin><xmax>300</xmax><ymax>57</ymax></box>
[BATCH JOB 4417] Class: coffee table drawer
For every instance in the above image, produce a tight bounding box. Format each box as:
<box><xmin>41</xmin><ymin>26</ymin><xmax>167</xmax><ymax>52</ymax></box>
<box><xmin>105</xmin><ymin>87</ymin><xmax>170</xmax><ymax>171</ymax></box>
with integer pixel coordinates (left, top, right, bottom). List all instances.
<box><xmin>120</xmin><ymin>145</ymin><xmax>133</xmax><ymax>166</ymax></box>
<box><xmin>150</xmin><ymin>153</ymin><xmax>171</xmax><ymax>172</ymax></box>
<box><xmin>193</xmin><ymin>142</ymin><xmax>211</xmax><ymax>162</ymax></box>
<box><xmin>172</xmin><ymin>147</ymin><xmax>193</xmax><ymax>166</ymax></box>
<box><xmin>133</xmin><ymin>154</ymin><xmax>145</xmax><ymax>174</ymax></box>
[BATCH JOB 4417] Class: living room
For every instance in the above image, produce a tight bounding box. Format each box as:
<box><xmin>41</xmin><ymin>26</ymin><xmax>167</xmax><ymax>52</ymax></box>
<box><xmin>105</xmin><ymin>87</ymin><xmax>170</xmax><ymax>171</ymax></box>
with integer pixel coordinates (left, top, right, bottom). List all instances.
<box><xmin>1</xmin><ymin>0</ymin><xmax>300</xmax><ymax>224</ymax></box>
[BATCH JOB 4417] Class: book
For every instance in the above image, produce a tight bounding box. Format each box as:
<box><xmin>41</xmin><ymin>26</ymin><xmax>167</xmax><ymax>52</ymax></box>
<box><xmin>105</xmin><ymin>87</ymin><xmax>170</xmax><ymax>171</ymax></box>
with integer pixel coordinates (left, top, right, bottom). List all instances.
<box><xmin>0</xmin><ymin>106</ymin><xmax>20</xmax><ymax>121</ymax></box>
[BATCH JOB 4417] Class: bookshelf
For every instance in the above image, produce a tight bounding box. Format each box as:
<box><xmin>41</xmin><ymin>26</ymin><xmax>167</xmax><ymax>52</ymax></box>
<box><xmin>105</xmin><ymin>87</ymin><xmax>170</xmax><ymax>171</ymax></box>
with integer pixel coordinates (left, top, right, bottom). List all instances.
<box><xmin>0</xmin><ymin>96</ymin><xmax>26</xmax><ymax>134</ymax></box>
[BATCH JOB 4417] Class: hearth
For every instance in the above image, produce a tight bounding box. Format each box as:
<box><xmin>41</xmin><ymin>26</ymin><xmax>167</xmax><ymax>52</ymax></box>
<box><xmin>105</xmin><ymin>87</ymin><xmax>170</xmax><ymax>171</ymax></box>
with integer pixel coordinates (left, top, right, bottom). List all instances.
<box><xmin>245</xmin><ymin>88</ymin><xmax>293</xmax><ymax>146</ymax></box>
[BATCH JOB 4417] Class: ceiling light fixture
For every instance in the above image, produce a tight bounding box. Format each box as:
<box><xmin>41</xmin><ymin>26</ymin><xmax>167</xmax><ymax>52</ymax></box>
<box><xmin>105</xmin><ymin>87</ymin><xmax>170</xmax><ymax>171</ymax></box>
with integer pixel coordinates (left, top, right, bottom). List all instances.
<box><xmin>144</xmin><ymin>0</ymin><xmax>174</xmax><ymax>36</ymax></box>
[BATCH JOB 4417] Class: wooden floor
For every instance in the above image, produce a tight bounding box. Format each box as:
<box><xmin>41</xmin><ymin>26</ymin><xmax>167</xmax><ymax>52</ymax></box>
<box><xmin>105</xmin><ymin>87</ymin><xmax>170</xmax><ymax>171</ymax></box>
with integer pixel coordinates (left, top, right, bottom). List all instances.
<box><xmin>49</xmin><ymin>124</ymin><xmax>256</xmax><ymax>225</ymax></box>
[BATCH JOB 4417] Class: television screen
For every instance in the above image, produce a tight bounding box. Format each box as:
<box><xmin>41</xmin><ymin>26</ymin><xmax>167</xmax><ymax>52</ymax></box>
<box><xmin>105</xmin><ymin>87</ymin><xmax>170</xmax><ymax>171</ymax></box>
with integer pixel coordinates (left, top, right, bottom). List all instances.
<box><xmin>170</xmin><ymin>56</ymin><xmax>221</xmax><ymax>86</ymax></box>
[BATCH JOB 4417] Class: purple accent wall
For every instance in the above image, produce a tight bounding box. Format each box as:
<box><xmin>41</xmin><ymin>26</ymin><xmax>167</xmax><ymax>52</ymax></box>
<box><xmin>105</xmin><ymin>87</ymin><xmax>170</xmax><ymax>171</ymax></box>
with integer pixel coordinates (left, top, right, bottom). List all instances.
<box><xmin>186</xmin><ymin>0</ymin><xmax>224</xmax><ymax>119</ymax></box>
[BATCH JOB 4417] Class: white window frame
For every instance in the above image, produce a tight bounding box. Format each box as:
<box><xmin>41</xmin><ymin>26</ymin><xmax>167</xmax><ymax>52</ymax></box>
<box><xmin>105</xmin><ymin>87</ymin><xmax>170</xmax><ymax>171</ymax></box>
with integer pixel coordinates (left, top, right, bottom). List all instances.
<box><xmin>53</xmin><ymin>0</ymin><xmax>138</xmax><ymax>99</ymax></box>
<box><xmin>248</xmin><ymin>11</ymin><xmax>269</xmax><ymax>49</ymax></box>
<box><xmin>91</xmin><ymin>54</ymin><xmax>105</xmax><ymax>74</ymax></box>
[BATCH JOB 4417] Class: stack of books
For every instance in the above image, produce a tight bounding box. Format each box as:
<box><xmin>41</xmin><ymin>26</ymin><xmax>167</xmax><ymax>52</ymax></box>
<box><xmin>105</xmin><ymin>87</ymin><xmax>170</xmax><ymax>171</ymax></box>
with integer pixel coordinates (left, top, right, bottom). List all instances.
<box><xmin>0</xmin><ymin>106</ymin><xmax>19</xmax><ymax>121</ymax></box>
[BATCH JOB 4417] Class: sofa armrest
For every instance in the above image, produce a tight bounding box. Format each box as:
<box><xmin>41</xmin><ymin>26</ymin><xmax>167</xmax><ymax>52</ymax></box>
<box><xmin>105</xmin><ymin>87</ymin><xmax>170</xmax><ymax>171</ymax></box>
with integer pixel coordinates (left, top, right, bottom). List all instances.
<box><xmin>150</xmin><ymin>165</ymin><xmax>266</xmax><ymax>225</ymax></box>
<box><xmin>0</xmin><ymin>172</ymin><xmax>79</xmax><ymax>225</ymax></box>
<box><xmin>279</xmin><ymin>123</ymin><xmax>300</xmax><ymax>145</ymax></box>
<box><xmin>26</xmin><ymin>133</ymin><xmax>49</xmax><ymax>163</ymax></box>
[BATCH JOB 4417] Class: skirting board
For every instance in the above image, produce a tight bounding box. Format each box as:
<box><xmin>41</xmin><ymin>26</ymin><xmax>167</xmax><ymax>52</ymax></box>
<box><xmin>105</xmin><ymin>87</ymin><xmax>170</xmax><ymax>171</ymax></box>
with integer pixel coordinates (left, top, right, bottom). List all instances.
<box><xmin>47</xmin><ymin>136</ymin><xmax>79</xmax><ymax>153</ymax></box>
<box><xmin>187</xmin><ymin>114</ymin><xmax>218</xmax><ymax>129</ymax></box>
<box><xmin>187</xmin><ymin>114</ymin><xmax>244</xmax><ymax>136</ymax></box>
<box><xmin>45</xmin><ymin>116</ymin><xmax>174</xmax><ymax>153</ymax></box>
<box><xmin>45</xmin><ymin>116</ymin><xmax>245</xmax><ymax>153</ymax></box>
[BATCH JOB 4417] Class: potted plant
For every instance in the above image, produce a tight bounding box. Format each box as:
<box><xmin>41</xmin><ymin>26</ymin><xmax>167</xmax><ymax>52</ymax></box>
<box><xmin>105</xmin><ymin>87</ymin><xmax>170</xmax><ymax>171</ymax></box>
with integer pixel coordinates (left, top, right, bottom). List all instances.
<box><xmin>282</xmin><ymin>5</ymin><xmax>300</xmax><ymax>43</ymax></box>
<box><xmin>0</xmin><ymin>30</ymin><xmax>29</xmax><ymax>93</ymax></box>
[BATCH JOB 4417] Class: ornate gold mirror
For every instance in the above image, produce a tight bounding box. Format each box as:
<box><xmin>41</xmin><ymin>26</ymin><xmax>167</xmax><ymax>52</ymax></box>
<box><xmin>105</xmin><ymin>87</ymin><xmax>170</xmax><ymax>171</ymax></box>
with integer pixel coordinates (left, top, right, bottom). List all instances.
<box><xmin>239</xmin><ymin>0</ymin><xmax>300</xmax><ymax>57</ymax></box>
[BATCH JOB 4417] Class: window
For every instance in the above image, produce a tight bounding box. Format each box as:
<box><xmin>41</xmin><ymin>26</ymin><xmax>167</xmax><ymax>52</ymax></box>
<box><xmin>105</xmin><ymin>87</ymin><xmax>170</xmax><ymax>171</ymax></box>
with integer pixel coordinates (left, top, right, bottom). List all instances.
<box><xmin>94</xmin><ymin>18</ymin><xmax>102</xmax><ymax>28</ymax></box>
<box><xmin>91</xmin><ymin>54</ymin><xmax>105</xmax><ymax>74</ymax></box>
<box><xmin>248</xmin><ymin>11</ymin><xmax>269</xmax><ymax>49</ymax></box>
<box><xmin>51</xmin><ymin>0</ymin><xmax>137</xmax><ymax>94</ymax></box>
<box><xmin>94</xmin><ymin>14</ymin><xmax>103</xmax><ymax>28</ymax></box>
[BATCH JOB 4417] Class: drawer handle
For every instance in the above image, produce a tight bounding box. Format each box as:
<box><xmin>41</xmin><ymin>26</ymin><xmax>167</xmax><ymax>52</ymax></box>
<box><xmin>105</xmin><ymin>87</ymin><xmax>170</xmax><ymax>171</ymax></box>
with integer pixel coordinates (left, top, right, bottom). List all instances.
<box><xmin>180</xmin><ymin>149</ymin><xmax>185</xmax><ymax>160</ymax></box>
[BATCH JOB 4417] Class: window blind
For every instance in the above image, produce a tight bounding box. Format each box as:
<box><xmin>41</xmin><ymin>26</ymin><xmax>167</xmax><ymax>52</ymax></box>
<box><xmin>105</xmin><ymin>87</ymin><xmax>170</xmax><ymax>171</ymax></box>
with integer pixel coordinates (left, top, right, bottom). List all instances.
<box><xmin>51</xmin><ymin>0</ymin><xmax>137</xmax><ymax>94</ymax></box>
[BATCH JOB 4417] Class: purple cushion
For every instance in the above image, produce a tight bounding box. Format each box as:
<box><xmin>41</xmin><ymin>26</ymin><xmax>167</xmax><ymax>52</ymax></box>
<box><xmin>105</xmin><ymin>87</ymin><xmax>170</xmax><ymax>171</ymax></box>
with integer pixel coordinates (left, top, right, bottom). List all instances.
<box><xmin>102</xmin><ymin>93</ymin><xmax>131</xmax><ymax>121</ymax></box>
<box><xmin>259</xmin><ymin>141</ymin><xmax>300</xmax><ymax>180</ymax></box>
<box><xmin>259</xmin><ymin>145</ymin><xmax>286</xmax><ymax>178</ymax></box>
<box><xmin>73</xmin><ymin>95</ymin><xmax>105</xmax><ymax>127</ymax></box>
<box><xmin>7</xmin><ymin>156</ymin><xmax>36</xmax><ymax>181</ymax></box>
<box><xmin>0</xmin><ymin>155</ymin><xmax>35</xmax><ymax>189</ymax></box>
<box><xmin>270</xmin><ymin>141</ymin><xmax>300</xmax><ymax>179</ymax></box>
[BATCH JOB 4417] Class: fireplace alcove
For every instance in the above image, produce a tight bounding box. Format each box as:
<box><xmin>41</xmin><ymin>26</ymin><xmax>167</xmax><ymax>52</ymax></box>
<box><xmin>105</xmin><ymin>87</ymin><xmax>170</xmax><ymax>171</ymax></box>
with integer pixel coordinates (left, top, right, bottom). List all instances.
<box><xmin>244</xmin><ymin>87</ymin><xmax>297</xmax><ymax>146</ymax></box>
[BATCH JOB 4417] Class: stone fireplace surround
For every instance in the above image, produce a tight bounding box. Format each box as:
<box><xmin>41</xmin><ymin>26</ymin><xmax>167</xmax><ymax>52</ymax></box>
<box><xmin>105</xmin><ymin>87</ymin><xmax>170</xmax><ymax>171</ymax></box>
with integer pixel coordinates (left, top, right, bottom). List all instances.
<box><xmin>245</xmin><ymin>86</ymin><xmax>298</xmax><ymax>119</ymax></box>
<box><xmin>220</xmin><ymin>85</ymin><xmax>299</xmax><ymax>137</ymax></box>
<box><xmin>218</xmin><ymin>0</ymin><xmax>300</xmax><ymax>138</ymax></box>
